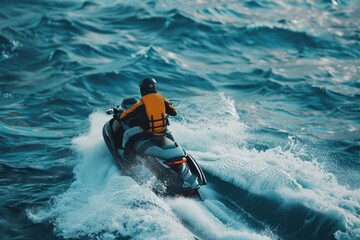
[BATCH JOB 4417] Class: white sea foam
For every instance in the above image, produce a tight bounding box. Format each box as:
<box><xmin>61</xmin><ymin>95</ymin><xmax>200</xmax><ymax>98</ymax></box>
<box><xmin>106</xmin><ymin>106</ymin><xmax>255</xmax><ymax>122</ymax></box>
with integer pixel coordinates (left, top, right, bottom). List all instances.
<box><xmin>171</xmin><ymin>94</ymin><xmax>360</xmax><ymax>240</ymax></box>
<box><xmin>27</xmin><ymin>108</ymin><xmax>273</xmax><ymax>239</ymax></box>
<box><xmin>0</xmin><ymin>39</ymin><xmax>19</xmax><ymax>62</ymax></box>
<box><xmin>28</xmin><ymin>112</ymin><xmax>194</xmax><ymax>240</ymax></box>
<box><xmin>168</xmin><ymin>197</ymin><xmax>272</xmax><ymax>240</ymax></box>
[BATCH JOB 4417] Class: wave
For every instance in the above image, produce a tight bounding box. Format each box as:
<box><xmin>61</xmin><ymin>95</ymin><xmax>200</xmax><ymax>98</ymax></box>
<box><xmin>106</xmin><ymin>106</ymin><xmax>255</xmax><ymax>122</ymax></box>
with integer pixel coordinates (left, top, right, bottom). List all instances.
<box><xmin>28</xmin><ymin>15</ymin><xmax>83</xmax><ymax>36</ymax></box>
<box><xmin>240</xmin><ymin>25</ymin><xmax>319</xmax><ymax>49</ymax></box>
<box><xmin>0</xmin><ymin>34</ymin><xmax>11</xmax><ymax>46</ymax></box>
<box><xmin>168</xmin><ymin>197</ymin><xmax>273</xmax><ymax>240</ymax></box>
<box><xmin>171</xmin><ymin>94</ymin><xmax>360</xmax><ymax>240</ymax></box>
<box><xmin>0</xmin><ymin>163</ymin><xmax>72</xmax><ymax>185</ymax></box>
<box><xmin>27</xmin><ymin>112</ymin><xmax>271</xmax><ymax>240</ymax></box>
<box><xmin>0</xmin><ymin>34</ymin><xmax>19</xmax><ymax>62</ymax></box>
<box><xmin>216</xmin><ymin>67</ymin><xmax>358</xmax><ymax>117</ymax></box>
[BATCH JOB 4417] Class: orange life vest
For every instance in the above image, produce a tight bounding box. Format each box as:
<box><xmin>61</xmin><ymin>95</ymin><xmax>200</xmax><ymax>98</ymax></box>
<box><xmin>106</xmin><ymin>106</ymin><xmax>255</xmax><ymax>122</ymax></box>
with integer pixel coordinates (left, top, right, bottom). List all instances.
<box><xmin>141</xmin><ymin>93</ymin><xmax>167</xmax><ymax>135</ymax></box>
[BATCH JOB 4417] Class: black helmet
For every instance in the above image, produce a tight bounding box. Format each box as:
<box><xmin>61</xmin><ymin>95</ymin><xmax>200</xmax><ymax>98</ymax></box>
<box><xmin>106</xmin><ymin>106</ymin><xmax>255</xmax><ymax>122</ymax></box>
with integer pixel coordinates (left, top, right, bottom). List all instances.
<box><xmin>139</xmin><ymin>77</ymin><xmax>157</xmax><ymax>96</ymax></box>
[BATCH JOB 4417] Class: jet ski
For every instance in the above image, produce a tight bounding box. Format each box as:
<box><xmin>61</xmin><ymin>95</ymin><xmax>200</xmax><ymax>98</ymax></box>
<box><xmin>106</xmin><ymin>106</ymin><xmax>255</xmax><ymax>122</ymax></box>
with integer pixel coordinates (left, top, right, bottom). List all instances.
<box><xmin>102</xmin><ymin>97</ymin><xmax>207</xmax><ymax>199</ymax></box>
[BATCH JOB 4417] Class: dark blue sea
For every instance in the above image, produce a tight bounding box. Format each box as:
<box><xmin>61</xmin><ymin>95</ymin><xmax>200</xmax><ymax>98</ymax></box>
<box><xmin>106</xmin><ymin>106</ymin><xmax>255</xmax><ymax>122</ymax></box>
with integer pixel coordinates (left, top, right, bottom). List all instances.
<box><xmin>1</xmin><ymin>0</ymin><xmax>359</xmax><ymax>239</ymax></box>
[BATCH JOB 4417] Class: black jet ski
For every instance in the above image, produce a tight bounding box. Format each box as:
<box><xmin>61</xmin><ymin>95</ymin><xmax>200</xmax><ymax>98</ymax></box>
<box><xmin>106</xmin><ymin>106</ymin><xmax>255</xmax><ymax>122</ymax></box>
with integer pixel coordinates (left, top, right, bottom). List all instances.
<box><xmin>102</xmin><ymin>97</ymin><xmax>207</xmax><ymax>199</ymax></box>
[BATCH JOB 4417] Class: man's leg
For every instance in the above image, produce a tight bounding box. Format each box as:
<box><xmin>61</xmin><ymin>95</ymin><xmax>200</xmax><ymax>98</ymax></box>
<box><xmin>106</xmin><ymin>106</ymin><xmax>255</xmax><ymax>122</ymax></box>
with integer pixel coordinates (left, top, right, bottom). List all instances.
<box><xmin>122</xmin><ymin>127</ymin><xmax>143</xmax><ymax>159</ymax></box>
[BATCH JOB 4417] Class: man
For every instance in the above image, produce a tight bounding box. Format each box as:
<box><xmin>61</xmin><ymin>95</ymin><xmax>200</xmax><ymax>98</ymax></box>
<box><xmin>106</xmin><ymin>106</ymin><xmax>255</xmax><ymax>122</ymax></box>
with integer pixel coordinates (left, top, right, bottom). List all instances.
<box><xmin>115</xmin><ymin>77</ymin><xmax>177</xmax><ymax>157</ymax></box>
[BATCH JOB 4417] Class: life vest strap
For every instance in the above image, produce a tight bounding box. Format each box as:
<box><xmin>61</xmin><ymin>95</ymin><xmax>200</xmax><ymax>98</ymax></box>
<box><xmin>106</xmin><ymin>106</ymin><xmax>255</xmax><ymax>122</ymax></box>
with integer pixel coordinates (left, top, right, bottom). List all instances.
<box><xmin>148</xmin><ymin>113</ymin><xmax>167</xmax><ymax>134</ymax></box>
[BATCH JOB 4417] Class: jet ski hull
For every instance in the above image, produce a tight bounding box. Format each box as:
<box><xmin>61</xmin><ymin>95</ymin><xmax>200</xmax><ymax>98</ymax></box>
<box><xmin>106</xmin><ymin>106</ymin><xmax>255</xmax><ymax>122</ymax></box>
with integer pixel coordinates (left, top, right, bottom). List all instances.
<box><xmin>102</xmin><ymin>119</ymin><xmax>206</xmax><ymax>199</ymax></box>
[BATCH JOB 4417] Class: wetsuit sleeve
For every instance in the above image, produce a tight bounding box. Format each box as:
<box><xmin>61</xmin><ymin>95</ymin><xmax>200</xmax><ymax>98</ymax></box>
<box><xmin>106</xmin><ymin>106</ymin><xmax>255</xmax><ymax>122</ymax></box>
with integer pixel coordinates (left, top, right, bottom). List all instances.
<box><xmin>164</xmin><ymin>98</ymin><xmax>177</xmax><ymax>116</ymax></box>
<box><xmin>119</xmin><ymin>100</ymin><xmax>144</xmax><ymax>121</ymax></box>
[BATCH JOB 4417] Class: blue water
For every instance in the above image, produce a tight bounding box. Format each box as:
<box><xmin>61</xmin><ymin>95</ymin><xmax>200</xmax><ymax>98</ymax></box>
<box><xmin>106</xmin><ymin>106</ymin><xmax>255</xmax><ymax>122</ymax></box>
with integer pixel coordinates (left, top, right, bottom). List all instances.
<box><xmin>1</xmin><ymin>0</ymin><xmax>359</xmax><ymax>239</ymax></box>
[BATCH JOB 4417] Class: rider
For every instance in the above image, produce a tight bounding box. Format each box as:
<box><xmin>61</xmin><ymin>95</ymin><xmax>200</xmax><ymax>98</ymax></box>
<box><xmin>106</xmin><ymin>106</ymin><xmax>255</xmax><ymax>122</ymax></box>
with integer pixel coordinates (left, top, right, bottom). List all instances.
<box><xmin>115</xmin><ymin>77</ymin><xmax>177</xmax><ymax>157</ymax></box>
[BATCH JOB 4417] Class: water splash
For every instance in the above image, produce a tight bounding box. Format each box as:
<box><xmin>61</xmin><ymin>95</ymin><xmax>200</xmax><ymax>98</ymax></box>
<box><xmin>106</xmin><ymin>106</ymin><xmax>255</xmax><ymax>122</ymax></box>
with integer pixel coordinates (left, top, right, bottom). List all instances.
<box><xmin>170</xmin><ymin>94</ymin><xmax>360</xmax><ymax>239</ymax></box>
<box><xmin>28</xmin><ymin>112</ymin><xmax>194</xmax><ymax>240</ymax></box>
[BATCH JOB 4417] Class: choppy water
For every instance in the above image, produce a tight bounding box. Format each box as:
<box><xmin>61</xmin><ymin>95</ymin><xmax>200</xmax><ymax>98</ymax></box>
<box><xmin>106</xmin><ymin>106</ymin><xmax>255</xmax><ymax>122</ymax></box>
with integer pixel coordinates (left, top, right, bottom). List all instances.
<box><xmin>1</xmin><ymin>0</ymin><xmax>359</xmax><ymax>239</ymax></box>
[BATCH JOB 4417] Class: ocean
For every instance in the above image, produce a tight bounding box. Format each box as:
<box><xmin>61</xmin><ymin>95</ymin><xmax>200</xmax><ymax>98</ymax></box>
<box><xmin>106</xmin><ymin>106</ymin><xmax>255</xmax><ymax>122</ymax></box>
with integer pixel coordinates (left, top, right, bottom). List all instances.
<box><xmin>0</xmin><ymin>0</ymin><xmax>359</xmax><ymax>239</ymax></box>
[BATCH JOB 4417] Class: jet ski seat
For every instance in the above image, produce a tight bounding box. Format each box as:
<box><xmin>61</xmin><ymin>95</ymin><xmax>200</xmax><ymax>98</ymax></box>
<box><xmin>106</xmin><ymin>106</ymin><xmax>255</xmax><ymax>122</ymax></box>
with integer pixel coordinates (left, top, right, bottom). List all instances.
<box><xmin>124</xmin><ymin>127</ymin><xmax>177</xmax><ymax>149</ymax></box>
<box><xmin>122</xmin><ymin>126</ymin><xmax>143</xmax><ymax>148</ymax></box>
<box><xmin>145</xmin><ymin>145</ymin><xmax>185</xmax><ymax>160</ymax></box>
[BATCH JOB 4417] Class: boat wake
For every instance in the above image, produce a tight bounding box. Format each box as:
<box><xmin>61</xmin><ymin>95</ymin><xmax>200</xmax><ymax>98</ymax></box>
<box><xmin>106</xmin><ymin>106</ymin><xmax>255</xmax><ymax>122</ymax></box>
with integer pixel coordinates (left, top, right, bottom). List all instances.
<box><xmin>28</xmin><ymin>94</ymin><xmax>359</xmax><ymax>239</ymax></box>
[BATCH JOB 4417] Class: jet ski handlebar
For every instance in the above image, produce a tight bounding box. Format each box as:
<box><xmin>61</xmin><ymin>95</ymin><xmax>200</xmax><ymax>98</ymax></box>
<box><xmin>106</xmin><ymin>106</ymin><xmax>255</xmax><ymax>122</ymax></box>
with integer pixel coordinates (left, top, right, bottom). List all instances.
<box><xmin>105</xmin><ymin>107</ymin><xmax>123</xmax><ymax>116</ymax></box>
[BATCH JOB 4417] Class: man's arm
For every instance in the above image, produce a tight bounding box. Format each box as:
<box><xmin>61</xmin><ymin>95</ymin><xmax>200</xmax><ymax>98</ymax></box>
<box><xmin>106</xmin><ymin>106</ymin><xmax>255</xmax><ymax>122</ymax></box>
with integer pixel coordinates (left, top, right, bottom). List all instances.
<box><xmin>119</xmin><ymin>101</ymin><xmax>144</xmax><ymax>121</ymax></box>
<box><xmin>164</xmin><ymin>98</ymin><xmax>177</xmax><ymax>116</ymax></box>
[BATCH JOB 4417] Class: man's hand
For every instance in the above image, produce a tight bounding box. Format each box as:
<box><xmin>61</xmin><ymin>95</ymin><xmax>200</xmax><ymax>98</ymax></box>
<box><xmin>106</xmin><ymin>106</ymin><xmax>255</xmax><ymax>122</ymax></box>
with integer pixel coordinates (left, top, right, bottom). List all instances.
<box><xmin>113</xmin><ymin>109</ymin><xmax>124</xmax><ymax>119</ymax></box>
